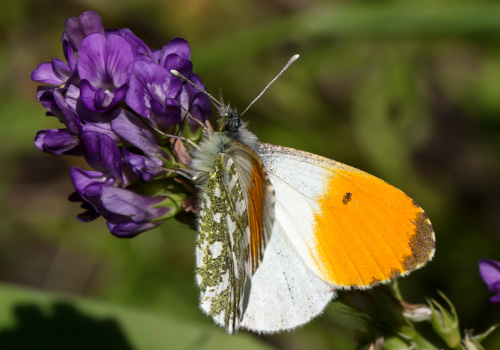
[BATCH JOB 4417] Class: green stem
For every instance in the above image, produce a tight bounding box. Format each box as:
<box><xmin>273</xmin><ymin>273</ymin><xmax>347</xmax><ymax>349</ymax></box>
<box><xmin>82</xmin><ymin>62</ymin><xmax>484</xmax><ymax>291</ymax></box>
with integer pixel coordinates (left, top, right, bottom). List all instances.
<box><xmin>389</xmin><ymin>280</ymin><xmax>403</xmax><ymax>301</ymax></box>
<box><xmin>400</xmin><ymin>324</ymin><xmax>439</xmax><ymax>350</ymax></box>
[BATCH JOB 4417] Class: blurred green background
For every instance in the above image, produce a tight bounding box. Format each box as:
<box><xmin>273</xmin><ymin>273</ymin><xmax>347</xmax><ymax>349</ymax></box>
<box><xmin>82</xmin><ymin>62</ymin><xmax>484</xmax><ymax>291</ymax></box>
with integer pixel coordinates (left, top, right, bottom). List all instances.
<box><xmin>1</xmin><ymin>0</ymin><xmax>500</xmax><ymax>349</ymax></box>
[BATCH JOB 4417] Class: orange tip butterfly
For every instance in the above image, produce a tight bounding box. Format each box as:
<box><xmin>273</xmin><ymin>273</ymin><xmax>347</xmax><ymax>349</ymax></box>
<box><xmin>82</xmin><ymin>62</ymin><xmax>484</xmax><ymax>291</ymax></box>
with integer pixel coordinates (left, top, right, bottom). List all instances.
<box><xmin>171</xmin><ymin>55</ymin><xmax>435</xmax><ymax>334</ymax></box>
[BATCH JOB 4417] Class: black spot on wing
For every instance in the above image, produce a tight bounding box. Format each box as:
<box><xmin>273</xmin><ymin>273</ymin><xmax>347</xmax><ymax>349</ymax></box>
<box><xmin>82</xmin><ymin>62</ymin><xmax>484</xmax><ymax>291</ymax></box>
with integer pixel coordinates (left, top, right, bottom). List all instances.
<box><xmin>342</xmin><ymin>192</ymin><xmax>352</xmax><ymax>205</ymax></box>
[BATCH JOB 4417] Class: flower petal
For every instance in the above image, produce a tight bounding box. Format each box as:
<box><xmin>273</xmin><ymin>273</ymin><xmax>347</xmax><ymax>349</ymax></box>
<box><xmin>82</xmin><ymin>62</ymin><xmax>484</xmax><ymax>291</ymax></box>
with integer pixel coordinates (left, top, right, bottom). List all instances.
<box><xmin>100</xmin><ymin>186</ymin><xmax>170</xmax><ymax>237</ymax></box>
<box><xmin>68</xmin><ymin>191</ymin><xmax>101</xmax><ymax>222</ymax></box>
<box><xmin>80</xmin><ymin>131</ymin><xmax>123</xmax><ymax>181</ymax></box>
<box><xmin>101</xmin><ymin>186</ymin><xmax>168</xmax><ymax>221</ymax></box>
<box><xmin>53</xmin><ymin>90</ymin><xmax>80</xmax><ymax>134</ymax></box>
<box><xmin>34</xmin><ymin>129</ymin><xmax>80</xmax><ymax>155</ymax></box>
<box><xmin>126</xmin><ymin>61</ymin><xmax>181</xmax><ymax>120</ymax></box>
<box><xmin>78</xmin><ymin>35</ymin><xmax>108</xmax><ymax>87</ymax></box>
<box><xmin>123</xmin><ymin>149</ymin><xmax>164</xmax><ymax>182</ymax></box>
<box><xmin>80</xmin><ymin>79</ymin><xmax>100</xmax><ymax>111</ymax></box>
<box><xmin>158</xmin><ymin>38</ymin><xmax>191</xmax><ymax>65</ymax></box>
<box><xmin>78</xmin><ymin>33</ymin><xmax>133</xmax><ymax>89</ymax></box>
<box><xmin>107</xmin><ymin>220</ymin><xmax>164</xmax><ymax>238</ymax></box>
<box><xmin>111</xmin><ymin>28</ymin><xmax>153</xmax><ymax>60</ymax></box>
<box><xmin>152</xmin><ymin>98</ymin><xmax>182</xmax><ymax>131</ymax></box>
<box><xmin>81</xmin><ymin>122</ymin><xmax>119</xmax><ymax>141</ymax></box>
<box><xmin>189</xmin><ymin>93</ymin><xmax>211</xmax><ymax>124</ymax></box>
<box><xmin>105</xmin><ymin>34</ymin><xmax>134</xmax><ymax>87</ymax></box>
<box><xmin>65</xmin><ymin>11</ymin><xmax>104</xmax><ymax>49</ymax></box>
<box><xmin>162</xmin><ymin>54</ymin><xmax>193</xmax><ymax>76</ymax></box>
<box><xmin>37</xmin><ymin>88</ymin><xmax>62</xmax><ymax>117</ymax></box>
<box><xmin>70</xmin><ymin>167</ymin><xmax>111</xmax><ymax>199</ymax></box>
<box><xmin>62</xmin><ymin>40</ymin><xmax>77</xmax><ymax>71</ymax></box>
<box><xmin>490</xmin><ymin>293</ymin><xmax>500</xmax><ymax>303</ymax></box>
<box><xmin>479</xmin><ymin>259</ymin><xmax>500</xmax><ymax>289</ymax></box>
<box><xmin>110</xmin><ymin>108</ymin><xmax>163</xmax><ymax>160</ymax></box>
<box><xmin>80</xmin><ymin>79</ymin><xmax>126</xmax><ymax>113</ymax></box>
<box><xmin>52</xmin><ymin>58</ymin><xmax>72</xmax><ymax>82</ymax></box>
<box><xmin>31</xmin><ymin>62</ymin><xmax>64</xmax><ymax>85</ymax></box>
<box><xmin>178</xmin><ymin>73</ymin><xmax>211</xmax><ymax>124</ymax></box>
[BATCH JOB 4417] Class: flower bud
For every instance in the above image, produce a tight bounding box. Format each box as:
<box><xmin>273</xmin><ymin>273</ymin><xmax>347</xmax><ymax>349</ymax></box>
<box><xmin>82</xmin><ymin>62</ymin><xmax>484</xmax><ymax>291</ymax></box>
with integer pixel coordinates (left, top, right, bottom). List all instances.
<box><xmin>427</xmin><ymin>291</ymin><xmax>461</xmax><ymax>348</ymax></box>
<box><xmin>401</xmin><ymin>301</ymin><xmax>432</xmax><ymax>322</ymax></box>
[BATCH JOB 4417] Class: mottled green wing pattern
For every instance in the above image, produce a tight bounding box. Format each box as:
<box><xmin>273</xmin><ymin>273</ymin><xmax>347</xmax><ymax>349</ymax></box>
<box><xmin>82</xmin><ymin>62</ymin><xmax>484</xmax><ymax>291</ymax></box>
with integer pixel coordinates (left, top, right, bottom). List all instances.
<box><xmin>196</xmin><ymin>154</ymin><xmax>249</xmax><ymax>334</ymax></box>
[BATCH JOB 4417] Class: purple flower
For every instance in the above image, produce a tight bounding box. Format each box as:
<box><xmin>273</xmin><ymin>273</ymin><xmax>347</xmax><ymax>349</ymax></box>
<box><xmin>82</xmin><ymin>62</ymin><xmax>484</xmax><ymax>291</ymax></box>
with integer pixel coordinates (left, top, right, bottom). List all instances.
<box><xmin>70</xmin><ymin>167</ymin><xmax>169</xmax><ymax>236</ymax></box>
<box><xmin>479</xmin><ymin>259</ymin><xmax>500</xmax><ymax>303</ymax></box>
<box><xmin>100</xmin><ymin>187</ymin><xmax>170</xmax><ymax>237</ymax></box>
<box><xmin>34</xmin><ymin>89</ymin><xmax>83</xmax><ymax>155</ymax></box>
<box><xmin>64</xmin><ymin>11</ymin><xmax>104</xmax><ymax>50</ymax></box>
<box><xmin>80</xmin><ymin>131</ymin><xmax>123</xmax><ymax>183</ymax></box>
<box><xmin>31</xmin><ymin>40</ymin><xmax>78</xmax><ymax>94</ymax></box>
<box><xmin>33</xmin><ymin>11</ymin><xmax>213</xmax><ymax>238</ymax></box>
<box><xmin>110</xmin><ymin>108</ymin><xmax>166</xmax><ymax>180</ymax></box>
<box><xmin>36</xmin><ymin>89</ymin><xmax>80</xmax><ymax>132</ymax></box>
<box><xmin>178</xmin><ymin>73</ymin><xmax>211</xmax><ymax>127</ymax></box>
<box><xmin>31</xmin><ymin>52</ymin><xmax>74</xmax><ymax>86</ymax></box>
<box><xmin>155</xmin><ymin>38</ymin><xmax>193</xmax><ymax>75</ymax></box>
<box><xmin>78</xmin><ymin>33</ymin><xmax>134</xmax><ymax>112</ymax></box>
<box><xmin>122</xmin><ymin>149</ymin><xmax>164</xmax><ymax>181</ymax></box>
<box><xmin>126</xmin><ymin>61</ymin><xmax>182</xmax><ymax>131</ymax></box>
<box><xmin>35</xmin><ymin>129</ymin><xmax>80</xmax><ymax>155</ymax></box>
<box><xmin>70</xmin><ymin>167</ymin><xmax>116</xmax><ymax>221</ymax></box>
<box><xmin>52</xmin><ymin>89</ymin><xmax>81</xmax><ymax>133</ymax></box>
<box><xmin>155</xmin><ymin>38</ymin><xmax>190</xmax><ymax>61</ymax></box>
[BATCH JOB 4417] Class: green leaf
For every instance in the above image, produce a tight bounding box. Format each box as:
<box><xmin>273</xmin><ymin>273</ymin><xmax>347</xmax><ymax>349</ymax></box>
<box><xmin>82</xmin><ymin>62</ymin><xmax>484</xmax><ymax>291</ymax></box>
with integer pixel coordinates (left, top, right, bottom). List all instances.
<box><xmin>0</xmin><ymin>282</ymin><xmax>272</xmax><ymax>350</ymax></box>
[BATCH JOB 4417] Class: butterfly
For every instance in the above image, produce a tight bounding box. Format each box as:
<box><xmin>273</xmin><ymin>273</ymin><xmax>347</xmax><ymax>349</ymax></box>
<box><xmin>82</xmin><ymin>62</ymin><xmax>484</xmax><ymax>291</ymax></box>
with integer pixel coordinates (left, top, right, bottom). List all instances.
<box><xmin>172</xmin><ymin>56</ymin><xmax>435</xmax><ymax>334</ymax></box>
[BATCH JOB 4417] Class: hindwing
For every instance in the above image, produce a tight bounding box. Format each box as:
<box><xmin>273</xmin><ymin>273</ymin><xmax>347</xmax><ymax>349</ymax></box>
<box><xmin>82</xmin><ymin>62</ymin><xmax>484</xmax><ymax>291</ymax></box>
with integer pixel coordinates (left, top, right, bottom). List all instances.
<box><xmin>195</xmin><ymin>139</ymin><xmax>274</xmax><ymax>333</ymax></box>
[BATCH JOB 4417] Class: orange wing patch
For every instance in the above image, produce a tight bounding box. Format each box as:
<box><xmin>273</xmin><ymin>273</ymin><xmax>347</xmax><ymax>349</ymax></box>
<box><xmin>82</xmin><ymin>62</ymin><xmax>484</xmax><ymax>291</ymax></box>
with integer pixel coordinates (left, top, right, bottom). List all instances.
<box><xmin>312</xmin><ymin>168</ymin><xmax>435</xmax><ymax>288</ymax></box>
<box><xmin>247</xmin><ymin>159</ymin><xmax>266</xmax><ymax>274</ymax></box>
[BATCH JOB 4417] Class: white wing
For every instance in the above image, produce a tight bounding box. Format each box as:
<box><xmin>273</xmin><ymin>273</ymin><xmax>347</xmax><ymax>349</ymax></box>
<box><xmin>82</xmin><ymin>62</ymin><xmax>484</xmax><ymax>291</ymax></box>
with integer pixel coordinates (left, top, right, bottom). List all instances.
<box><xmin>240</xmin><ymin>220</ymin><xmax>336</xmax><ymax>333</ymax></box>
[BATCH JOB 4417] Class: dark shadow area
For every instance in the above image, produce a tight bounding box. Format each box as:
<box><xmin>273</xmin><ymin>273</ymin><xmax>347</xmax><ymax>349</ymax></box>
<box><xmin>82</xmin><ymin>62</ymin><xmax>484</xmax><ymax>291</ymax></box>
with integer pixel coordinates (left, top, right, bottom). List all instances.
<box><xmin>0</xmin><ymin>302</ymin><xmax>135</xmax><ymax>350</ymax></box>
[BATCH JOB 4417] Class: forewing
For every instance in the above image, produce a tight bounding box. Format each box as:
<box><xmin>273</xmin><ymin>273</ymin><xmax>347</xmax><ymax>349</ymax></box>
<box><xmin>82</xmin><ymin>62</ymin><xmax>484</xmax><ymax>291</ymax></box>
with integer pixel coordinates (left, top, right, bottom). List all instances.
<box><xmin>225</xmin><ymin>139</ymin><xmax>275</xmax><ymax>275</ymax></box>
<box><xmin>257</xmin><ymin>143</ymin><xmax>435</xmax><ymax>289</ymax></box>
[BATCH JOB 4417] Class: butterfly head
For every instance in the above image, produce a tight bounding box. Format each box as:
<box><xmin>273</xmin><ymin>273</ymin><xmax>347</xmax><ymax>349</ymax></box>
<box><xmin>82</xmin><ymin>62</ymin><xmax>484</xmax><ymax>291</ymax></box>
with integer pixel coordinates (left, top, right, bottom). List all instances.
<box><xmin>217</xmin><ymin>104</ymin><xmax>258</xmax><ymax>152</ymax></box>
<box><xmin>218</xmin><ymin>105</ymin><xmax>241</xmax><ymax>131</ymax></box>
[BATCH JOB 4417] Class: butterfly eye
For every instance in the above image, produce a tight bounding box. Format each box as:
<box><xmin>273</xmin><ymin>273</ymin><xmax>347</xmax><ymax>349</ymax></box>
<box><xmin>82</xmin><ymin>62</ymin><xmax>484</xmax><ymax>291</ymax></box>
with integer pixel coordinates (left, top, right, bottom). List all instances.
<box><xmin>226</xmin><ymin>112</ymin><xmax>242</xmax><ymax>131</ymax></box>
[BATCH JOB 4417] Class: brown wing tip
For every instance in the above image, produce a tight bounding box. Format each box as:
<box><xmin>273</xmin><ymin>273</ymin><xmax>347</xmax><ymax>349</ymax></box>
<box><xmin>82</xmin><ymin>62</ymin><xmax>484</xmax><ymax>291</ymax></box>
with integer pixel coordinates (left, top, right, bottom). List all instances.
<box><xmin>402</xmin><ymin>211</ymin><xmax>436</xmax><ymax>271</ymax></box>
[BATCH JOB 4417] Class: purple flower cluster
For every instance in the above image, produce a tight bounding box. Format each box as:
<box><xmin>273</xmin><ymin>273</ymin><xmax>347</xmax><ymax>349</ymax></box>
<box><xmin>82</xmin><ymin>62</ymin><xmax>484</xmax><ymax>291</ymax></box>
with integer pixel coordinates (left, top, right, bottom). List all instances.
<box><xmin>32</xmin><ymin>11</ymin><xmax>211</xmax><ymax>237</ymax></box>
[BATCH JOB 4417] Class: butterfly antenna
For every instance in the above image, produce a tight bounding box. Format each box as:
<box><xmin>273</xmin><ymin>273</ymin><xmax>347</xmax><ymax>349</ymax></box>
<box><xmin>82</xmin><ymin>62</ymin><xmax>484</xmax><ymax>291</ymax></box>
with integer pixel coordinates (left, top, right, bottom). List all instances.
<box><xmin>240</xmin><ymin>54</ymin><xmax>300</xmax><ymax>116</ymax></box>
<box><xmin>156</xmin><ymin>129</ymin><xmax>202</xmax><ymax>151</ymax></box>
<box><xmin>170</xmin><ymin>69</ymin><xmax>222</xmax><ymax>108</ymax></box>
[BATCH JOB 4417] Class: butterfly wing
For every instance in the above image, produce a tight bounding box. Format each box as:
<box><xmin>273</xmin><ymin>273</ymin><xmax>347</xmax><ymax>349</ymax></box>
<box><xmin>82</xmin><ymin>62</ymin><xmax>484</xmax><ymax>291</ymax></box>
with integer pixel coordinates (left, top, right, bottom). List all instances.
<box><xmin>195</xmin><ymin>139</ymin><xmax>274</xmax><ymax>333</ymax></box>
<box><xmin>257</xmin><ymin>143</ymin><xmax>435</xmax><ymax>289</ymax></box>
<box><xmin>224</xmin><ymin>140</ymin><xmax>275</xmax><ymax>275</ymax></box>
<box><xmin>240</xmin><ymin>220</ymin><xmax>336</xmax><ymax>333</ymax></box>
